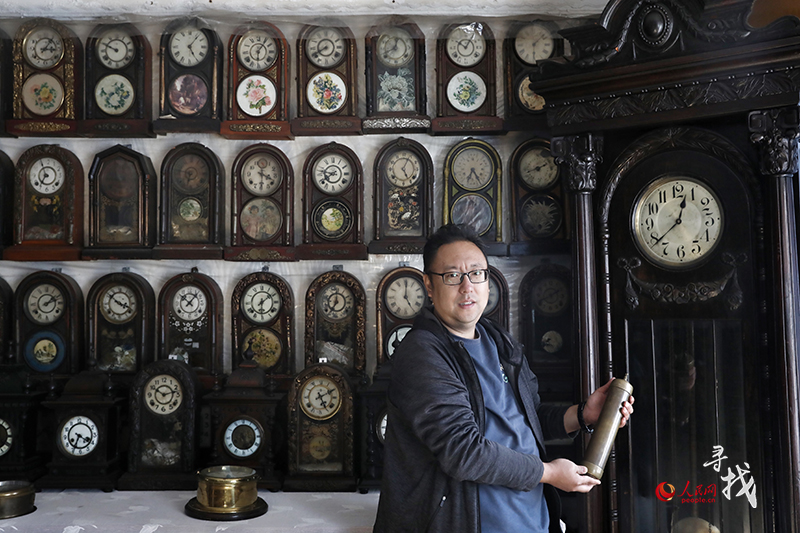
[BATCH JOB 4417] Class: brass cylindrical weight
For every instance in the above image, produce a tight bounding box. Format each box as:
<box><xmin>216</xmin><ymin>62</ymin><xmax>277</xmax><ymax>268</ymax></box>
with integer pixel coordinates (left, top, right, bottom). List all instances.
<box><xmin>582</xmin><ymin>375</ymin><xmax>633</xmax><ymax>479</ymax></box>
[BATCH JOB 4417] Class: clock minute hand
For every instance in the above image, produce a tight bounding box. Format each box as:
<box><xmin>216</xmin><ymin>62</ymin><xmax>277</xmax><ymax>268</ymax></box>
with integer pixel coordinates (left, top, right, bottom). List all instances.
<box><xmin>653</xmin><ymin>196</ymin><xmax>686</xmax><ymax>245</ymax></box>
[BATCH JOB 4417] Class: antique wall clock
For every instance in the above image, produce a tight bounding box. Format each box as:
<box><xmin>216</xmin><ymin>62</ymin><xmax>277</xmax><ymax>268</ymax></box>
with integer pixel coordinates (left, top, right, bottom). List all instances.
<box><xmin>153</xmin><ymin>142</ymin><xmax>225</xmax><ymax>259</ymax></box>
<box><xmin>0</xmin><ymin>27</ymin><xmax>11</xmax><ymax>136</ymax></box>
<box><xmin>509</xmin><ymin>138</ymin><xmax>569</xmax><ymax>255</ymax></box>
<box><xmin>304</xmin><ymin>270</ymin><xmax>367</xmax><ymax>382</ymax></box>
<box><xmin>375</xmin><ymin>266</ymin><xmax>426</xmax><ymax>368</ymax></box>
<box><xmin>152</xmin><ymin>17</ymin><xmax>223</xmax><ymax>134</ymax></box>
<box><xmin>118</xmin><ymin>359</ymin><xmax>200</xmax><ymax>490</ymax></box>
<box><xmin>0</xmin><ymin>369</ymin><xmax>48</xmax><ymax>481</ymax></box>
<box><xmin>39</xmin><ymin>371</ymin><xmax>124</xmax><ymax>491</ymax></box>
<box><xmin>297</xmin><ymin>142</ymin><xmax>367</xmax><ymax>260</ymax></box>
<box><xmin>231</xmin><ymin>271</ymin><xmax>294</xmax><ymax>384</ymax></box>
<box><xmin>14</xmin><ymin>270</ymin><xmax>83</xmax><ymax>380</ymax></box>
<box><xmin>3</xmin><ymin>144</ymin><xmax>83</xmax><ymax>261</ymax></box>
<box><xmin>0</xmin><ymin>276</ymin><xmax>11</xmax><ymax>365</ymax></box>
<box><xmin>431</xmin><ymin>21</ymin><xmax>502</xmax><ymax>135</ymax></box>
<box><xmin>86</xmin><ymin>271</ymin><xmax>156</xmax><ymax>383</ymax></box>
<box><xmin>84</xmin><ymin>144</ymin><xmax>157</xmax><ymax>259</ymax></box>
<box><xmin>519</xmin><ymin>263</ymin><xmax>572</xmax><ymax>398</ymax></box>
<box><xmin>369</xmin><ymin>138</ymin><xmax>434</xmax><ymax>254</ymax></box>
<box><xmin>225</xmin><ymin>143</ymin><xmax>294</xmax><ymax>261</ymax></box>
<box><xmin>291</xmin><ymin>23</ymin><xmax>361</xmax><ymax>136</ymax></box>
<box><xmin>158</xmin><ymin>269</ymin><xmax>223</xmax><ymax>390</ymax></box>
<box><xmin>0</xmin><ymin>150</ymin><xmax>13</xmax><ymax>256</ymax></box>
<box><xmin>82</xmin><ymin>22</ymin><xmax>153</xmax><ymax>137</ymax></box>
<box><xmin>363</xmin><ymin>18</ymin><xmax>429</xmax><ymax>134</ymax></box>
<box><xmin>7</xmin><ymin>18</ymin><xmax>82</xmax><ymax>137</ymax></box>
<box><xmin>442</xmin><ymin>138</ymin><xmax>505</xmax><ymax>255</ymax></box>
<box><xmin>284</xmin><ymin>363</ymin><xmax>356</xmax><ymax>491</ymax></box>
<box><xmin>221</xmin><ymin>22</ymin><xmax>292</xmax><ymax>140</ymax></box>
<box><xmin>503</xmin><ymin>20</ymin><xmax>564</xmax><ymax>131</ymax></box>
<box><xmin>204</xmin><ymin>362</ymin><xmax>284</xmax><ymax>489</ymax></box>
<box><xmin>482</xmin><ymin>266</ymin><xmax>509</xmax><ymax>330</ymax></box>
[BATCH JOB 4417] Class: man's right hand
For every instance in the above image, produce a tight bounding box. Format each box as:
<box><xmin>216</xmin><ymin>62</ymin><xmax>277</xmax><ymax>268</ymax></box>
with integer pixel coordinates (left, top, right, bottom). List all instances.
<box><xmin>540</xmin><ymin>458</ymin><xmax>601</xmax><ymax>493</ymax></box>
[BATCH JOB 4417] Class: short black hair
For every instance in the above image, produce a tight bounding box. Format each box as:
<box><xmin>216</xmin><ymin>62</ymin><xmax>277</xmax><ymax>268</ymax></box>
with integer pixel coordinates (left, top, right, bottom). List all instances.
<box><xmin>423</xmin><ymin>224</ymin><xmax>487</xmax><ymax>273</ymax></box>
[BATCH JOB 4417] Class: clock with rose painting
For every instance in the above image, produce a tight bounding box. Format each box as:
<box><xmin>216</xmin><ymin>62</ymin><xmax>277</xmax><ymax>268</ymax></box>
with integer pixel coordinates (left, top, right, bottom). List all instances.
<box><xmin>221</xmin><ymin>22</ymin><xmax>292</xmax><ymax>140</ymax></box>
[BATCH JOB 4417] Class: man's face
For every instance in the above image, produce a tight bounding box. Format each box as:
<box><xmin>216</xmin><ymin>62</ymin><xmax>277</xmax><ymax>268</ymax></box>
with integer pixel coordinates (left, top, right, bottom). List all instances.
<box><xmin>423</xmin><ymin>240</ymin><xmax>489</xmax><ymax>339</ymax></box>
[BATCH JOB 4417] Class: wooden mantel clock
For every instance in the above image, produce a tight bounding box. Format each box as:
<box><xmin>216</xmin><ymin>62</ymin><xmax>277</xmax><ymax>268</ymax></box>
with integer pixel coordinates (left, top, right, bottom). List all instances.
<box><xmin>82</xmin><ymin>22</ymin><xmax>153</xmax><ymax>137</ymax></box>
<box><xmin>3</xmin><ymin>144</ymin><xmax>83</xmax><ymax>261</ymax></box>
<box><xmin>375</xmin><ymin>266</ymin><xmax>426</xmax><ymax>369</ymax></box>
<box><xmin>431</xmin><ymin>21</ymin><xmax>502</xmax><ymax>135</ymax></box>
<box><xmin>0</xmin><ymin>369</ymin><xmax>48</xmax><ymax>482</ymax></box>
<box><xmin>152</xmin><ymin>17</ymin><xmax>223</xmax><ymax>134</ymax></box>
<box><xmin>221</xmin><ymin>22</ymin><xmax>292</xmax><ymax>140</ymax></box>
<box><xmin>363</xmin><ymin>17</ymin><xmax>429</xmax><ymax>134</ymax></box>
<box><xmin>291</xmin><ymin>22</ymin><xmax>361</xmax><ymax>136</ymax></box>
<box><xmin>297</xmin><ymin>142</ymin><xmax>367</xmax><ymax>260</ymax></box>
<box><xmin>84</xmin><ymin>144</ymin><xmax>157</xmax><ymax>259</ymax></box>
<box><xmin>7</xmin><ymin>18</ymin><xmax>83</xmax><ymax>137</ymax></box>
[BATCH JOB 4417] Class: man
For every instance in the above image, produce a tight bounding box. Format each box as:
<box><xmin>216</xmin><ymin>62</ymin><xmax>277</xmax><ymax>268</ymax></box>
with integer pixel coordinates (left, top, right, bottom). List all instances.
<box><xmin>374</xmin><ymin>224</ymin><xmax>634</xmax><ymax>533</ymax></box>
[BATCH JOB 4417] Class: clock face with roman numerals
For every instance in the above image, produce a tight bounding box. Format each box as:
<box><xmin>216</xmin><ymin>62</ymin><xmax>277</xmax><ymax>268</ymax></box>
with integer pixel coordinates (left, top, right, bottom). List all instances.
<box><xmin>300</xmin><ymin>375</ymin><xmax>341</xmax><ymax>420</ymax></box>
<box><xmin>313</xmin><ymin>153</ymin><xmax>353</xmax><ymax>194</ymax></box>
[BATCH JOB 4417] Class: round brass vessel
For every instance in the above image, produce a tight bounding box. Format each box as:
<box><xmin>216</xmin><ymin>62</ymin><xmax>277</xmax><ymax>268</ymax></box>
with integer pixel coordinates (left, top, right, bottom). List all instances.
<box><xmin>0</xmin><ymin>480</ymin><xmax>36</xmax><ymax>519</ymax></box>
<box><xmin>196</xmin><ymin>465</ymin><xmax>259</xmax><ymax>510</ymax></box>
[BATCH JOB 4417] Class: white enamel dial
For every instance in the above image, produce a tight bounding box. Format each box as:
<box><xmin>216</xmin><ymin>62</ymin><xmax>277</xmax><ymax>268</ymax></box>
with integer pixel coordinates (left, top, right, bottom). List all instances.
<box><xmin>386</xmin><ymin>150</ymin><xmax>422</xmax><ymax>188</ymax></box>
<box><xmin>223</xmin><ymin>418</ymin><xmax>263</xmax><ymax>458</ymax></box>
<box><xmin>171</xmin><ymin>285</ymin><xmax>207</xmax><ymax>321</ymax></box>
<box><xmin>305</xmin><ymin>27</ymin><xmax>345</xmax><ymax>68</ymax></box>
<box><xmin>452</xmin><ymin>147</ymin><xmax>494</xmax><ymax>190</ymax></box>
<box><xmin>317</xmin><ymin>283</ymin><xmax>354</xmax><ymax>321</ymax></box>
<box><xmin>144</xmin><ymin>374</ymin><xmax>183</xmax><ymax>415</ymax></box>
<box><xmin>300</xmin><ymin>375</ymin><xmax>341</xmax><ymax>420</ymax></box>
<box><xmin>169</xmin><ymin>26</ymin><xmax>209</xmax><ymax>67</ymax></box>
<box><xmin>377</xmin><ymin>27</ymin><xmax>414</xmax><ymax>68</ymax></box>
<box><xmin>28</xmin><ymin>157</ymin><xmax>65</xmax><ymax>195</ymax></box>
<box><xmin>100</xmin><ymin>284</ymin><xmax>137</xmax><ymax>324</ymax></box>
<box><xmin>59</xmin><ymin>416</ymin><xmax>99</xmax><ymax>457</ymax></box>
<box><xmin>241</xmin><ymin>153</ymin><xmax>282</xmax><ymax>196</ymax></box>
<box><xmin>384</xmin><ymin>276</ymin><xmax>425</xmax><ymax>319</ymax></box>
<box><xmin>237</xmin><ymin>29</ymin><xmax>277</xmax><ymax>71</ymax></box>
<box><xmin>26</xmin><ymin>283</ymin><xmax>64</xmax><ymax>325</ymax></box>
<box><xmin>514</xmin><ymin>22</ymin><xmax>555</xmax><ymax>65</ymax></box>
<box><xmin>242</xmin><ymin>282</ymin><xmax>281</xmax><ymax>324</ymax></box>
<box><xmin>313</xmin><ymin>153</ymin><xmax>354</xmax><ymax>194</ymax></box>
<box><xmin>24</xmin><ymin>26</ymin><xmax>64</xmax><ymax>69</ymax></box>
<box><xmin>446</xmin><ymin>24</ymin><xmax>486</xmax><ymax>67</ymax></box>
<box><xmin>96</xmin><ymin>27</ymin><xmax>135</xmax><ymax>69</ymax></box>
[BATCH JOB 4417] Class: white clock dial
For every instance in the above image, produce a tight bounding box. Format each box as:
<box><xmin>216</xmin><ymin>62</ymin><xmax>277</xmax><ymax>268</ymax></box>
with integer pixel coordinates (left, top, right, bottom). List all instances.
<box><xmin>313</xmin><ymin>153</ymin><xmax>354</xmax><ymax>194</ymax></box>
<box><xmin>446</xmin><ymin>24</ymin><xmax>486</xmax><ymax>67</ymax></box>
<box><xmin>26</xmin><ymin>283</ymin><xmax>64</xmax><ymax>325</ymax></box>
<box><xmin>145</xmin><ymin>374</ymin><xmax>183</xmax><ymax>415</ymax></box>
<box><xmin>23</xmin><ymin>26</ymin><xmax>64</xmax><ymax>69</ymax></box>
<box><xmin>385</xmin><ymin>276</ymin><xmax>425</xmax><ymax>319</ymax></box>
<box><xmin>452</xmin><ymin>147</ymin><xmax>494</xmax><ymax>190</ymax></box>
<box><xmin>318</xmin><ymin>283</ymin><xmax>355</xmax><ymax>321</ymax></box>
<box><xmin>0</xmin><ymin>418</ymin><xmax>12</xmax><ymax>457</ymax></box>
<box><xmin>519</xmin><ymin>145</ymin><xmax>559</xmax><ymax>191</ymax></box>
<box><xmin>377</xmin><ymin>27</ymin><xmax>414</xmax><ymax>68</ymax></box>
<box><xmin>242</xmin><ymin>153</ymin><xmax>283</xmax><ymax>196</ymax></box>
<box><xmin>169</xmin><ymin>27</ymin><xmax>209</xmax><ymax>67</ymax></box>
<box><xmin>171</xmin><ymin>285</ymin><xmax>207</xmax><ymax>321</ymax></box>
<box><xmin>305</xmin><ymin>27</ymin><xmax>345</xmax><ymax>68</ymax></box>
<box><xmin>514</xmin><ymin>22</ymin><xmax>555</xmax><ymax>65</ymax></box>
<box><xmin>59</xmin><ymin>416</ymin><xmax>99</xmax><ymax>457</ymax></box>
<box><xmin>96</xmin><ymin>27</ymin><xmax>135</xmax><ymax>69</ymax></box>
<box><xmin>242</xmin><ymin>282</ymin><xmax>281</xmax><ymax>324</ymax></box>
<box><xmin>28</xmin><ymin>157</ymin><xmax>65</xmax><ymax>194</ymax></box>
<box><xmin>224</xmin><ymin>418</ymin><xmax>263</xmax><ymax>458</ymax></box>
<box><xmin>100</xmin><ymin>284</ymin><xmax>137</xmax><ymax>324</ymax></box>
<box><xmin>237</xmin><ymin>29</ymin><xmax>277</xmax><ymax>71</ymax></box>
<box><xmin>300</xmin><ymin>375</ymin><xmax>342</xmax><ymax>420</ymax></box>
<box><xmin>376</xmin><ymin>410</ymin><xmax>388</xmax><ymax>444</ymax></box>
<box><xmin>632</xmin><ymin>177</ymin><xmax>724</xmax><ymax>269</ymax></box>
<box><xmin>532</xmin><ymin>276</ymin><xmax>569</xmax><ymax>316</ymax></box>
<box><xmin>386</xmin><ymin>150</ymin><xmax>422</xmax><ymax>188</ymax></box>
<box><xmin>386</xmin><ymin>325</ymin><xmax>412</xmax><ymax>359</ymax></box>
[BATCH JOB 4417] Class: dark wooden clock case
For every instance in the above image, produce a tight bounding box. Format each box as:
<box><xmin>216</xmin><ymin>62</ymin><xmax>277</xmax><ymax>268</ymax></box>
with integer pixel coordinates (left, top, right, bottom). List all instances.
<box><xmin>363</xmin><ymin>18</ymin><xmax>430</xmax><ymax>134</ymax></box>
<box><xmin>38</xmin><ymin>370</ymin><xmax>124</xmax><ymax>491</ymax></box>
<box><xmin>84</xmin><ymin>144</ymin><xmax>157</xmax><ymax>259</ymax></box>
<box><xmin>153</xmin><ymin>142</ymin><xmax>225</xmax><ymax>259</ymax></box>
<box><xmin>0</xmin><ymin>27</ymin><xmax>12</xmax><ymax>137</ymax></box>
<box><xmin>0</xmin><ymin>369</ymin><xmax>47</xmax><ymax>482</ymax></box>
<box><xmin>291</xmin><ymin>23</ymin><xmax>361</xmax><ymax>136</ymax></box>
<box><xmin>0</xmin><ymin>150</ymin><xmax>14</xmax><ymax>256</ymax></box>
<box><xmin>152</xmin><ymin>17</ymin><xmax>223</xmax><ymax>134</ymax></box>
<box><xmin>225</xmin><ymin>143</ymin><xmax>295</xmax><ymax>261</ymax></box>
<box><xmin>483</xmin><ymin>265</ymin><xmax>509</xmax><ymax>330</ymax></box>
<box><xmin>3</xmin><ymin>144</ymin><xmax>84</xmax><ymax>261</ymax></box>
<box><xmin>369</xmin><ymin>137</ymin><xmax>434</xmax><ymax>254</ymax></box>
<box><xmin>231</xmin><ymin>271</ymin><xmax>295</xmax><ymax>383</ymax></box>
<box><xmin>7</xmin><ymin>18</ymin><xmax>83</xmax><ymax>137</ymax></box>
<box><xmin>375</xmin><ymin>266</ymin><xmax>426</xmax><ymax>368</ymax></box>
<box><xmin>297</xmin><ymin>142</ymin><xmax>367</xmax><ymax>260</ymax></box>
<box><xmin>431</xmin><ymin>21</ymin><xmax>503</xmax><ymax>135</ymax></box>
<box><xmin>221</xmin><ymin>22</ymin><xmax>292</xmax><ymax>140</ymax></box>
<box><xmin>82</xmin><ymin>23</ymin><xmax>154</xmax><ymax>138</ymax></box>
<box><xmin>0</xmin><ymin>276</ymin><xmax>12</xmax><ymax>365</ymax></box>
<box><xmin>357</xmin><ymin>380</ymin><xmax>387</xmax><ymax>493</ymax></box>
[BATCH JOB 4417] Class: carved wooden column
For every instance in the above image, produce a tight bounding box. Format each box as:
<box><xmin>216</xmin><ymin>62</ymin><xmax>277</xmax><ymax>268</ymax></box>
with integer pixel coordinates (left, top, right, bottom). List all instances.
<box><xmin>749</xmin><ymin>107</ymin><xmax>800</xmax><ymax>533</ymax></box>
<box><xmin>552</xmin><ymin>133</ymin><xmax>605</xmax><ymax>533</ymax></box>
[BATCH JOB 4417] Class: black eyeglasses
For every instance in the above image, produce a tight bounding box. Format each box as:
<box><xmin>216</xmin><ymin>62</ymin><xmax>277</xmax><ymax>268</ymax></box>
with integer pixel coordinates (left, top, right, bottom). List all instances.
<box><xmin>426</xmin><ymin>269</ymin><xmax>489</xmax><ymax>286</ymax></box>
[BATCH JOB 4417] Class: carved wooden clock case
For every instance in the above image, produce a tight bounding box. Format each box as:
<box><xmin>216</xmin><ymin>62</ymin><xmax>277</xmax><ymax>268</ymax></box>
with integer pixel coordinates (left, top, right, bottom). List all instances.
<box><xmin>82</xmin><ymin>22</ymin><xmax>153</xmax><ymax>137</ymax></box>
<box><xmin>375</xmin><ymin>266</ymin><xmax>426</xmax><ymax>368</ymax></box>
<box><xmin>84</xmin><ymin>144</ymin><xmax>157</xmax><ymax>259</ymax></box>
<box><xmin>153</xmin><ymin>17</ymin><xmax>223</xmax><ymax>134</ymax></box>
<box><xmin>432</xmin><ymin>21</ymin><xmax>503</xmax><ymax>135</ymax></box>
<box><xmin>221</xmin><ymin>22</ymin><xmax>292</xmax><ymax>140</ymax></box>
<box><xmin>369</xmin><ymin>137</ymin><xmax>434</xmax><ymax>254</ymax></box>
<box><xmin>284</xmin><ymin>363</ymin><xmax>356</xmax><ymax>491</ymax></box>
<box><xmin>298</xmin><ymin>142</ymin><xmax>367</xmax><ymax>260</ymax></box>
<box><xmin>0</xmin><ymin>369</ymin><xmax>47</xmax><ymax>482</ymax></box>
<box><xmin>225</xmin><ymin>143</ymin><xmax>294</xmax><ymax>261</ymax></box>
<box><xmin>291</xmin><ymin>22</ymin><xmax>361</xmax><ymax>136</ymax></box>
<box><xmin>304</xmin><ymin>270</ymin><xmax>367</xmax><ymax>383</ymax></box>
<box><xmin>204</xmin><ymin>362</ymin><xmax>284</xmax><ymax>489</ymax></box>
<box><xmin>0</xmin><ymin>27</ymin><xmax>12</xmax><ymax>136</ymax></box>
<box><xmin>4</xmin><ymin>144</ymin><xmax>84</xmax><ymax>261</ymax></box>
<box><xmin>118</xmin><ymin>359</ymin><xmax>201</xmax><ymax>490</ymax></box>
<box><xmin>363</xmin><ymin>18</ymin><xmax>430</xmax><ymax>134</ymax></box>
<box><xmin>482</xmin><ymin>265</ymin><xmax>509</xmax><ymax>330</ymax></box>
<box><xmin>39</xmin><ymin>371</ymin><xmax>124</xmax><ymax>491</ymax></box>
<box><xmin>231</xmin><ymin>271</ymin><xmax>294</xmax><ymax>384</ymax></box>
<box><xmin>7</xmin><ymin>18</ymin><xmax>83</xmax><ymax>137</ymax></box>
<box><xmin>0</xmin><ymin>150</ymin><xmax>14</xmax><ymax>256</ymax></box>
<box><xmin>154</xmin><ymin>142</ymin><xmax>225</xmax><ymax>259</ymax></box>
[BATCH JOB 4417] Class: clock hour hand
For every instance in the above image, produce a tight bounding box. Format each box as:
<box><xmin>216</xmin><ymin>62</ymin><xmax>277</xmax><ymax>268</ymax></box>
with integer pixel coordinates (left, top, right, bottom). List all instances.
<box><xmin>653</xmin><ymin>196</ymin><xmax>686</xmax><ymax>245</ymax></box>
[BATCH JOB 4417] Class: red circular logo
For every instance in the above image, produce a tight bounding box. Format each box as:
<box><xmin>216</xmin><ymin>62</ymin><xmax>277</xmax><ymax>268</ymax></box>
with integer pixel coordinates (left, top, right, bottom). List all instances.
<box><xmin>655</xmin><ymin>482</ymin><xmax>675</xmax><ymax>501</ymax></box>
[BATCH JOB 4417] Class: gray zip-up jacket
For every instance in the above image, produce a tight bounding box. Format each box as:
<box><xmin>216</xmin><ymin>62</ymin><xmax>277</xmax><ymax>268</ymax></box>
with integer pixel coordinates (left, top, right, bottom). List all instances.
<box><xmin>374</xmin><ymin>307</ymin><xmax>571</xmax><ymax>533</ymax></box>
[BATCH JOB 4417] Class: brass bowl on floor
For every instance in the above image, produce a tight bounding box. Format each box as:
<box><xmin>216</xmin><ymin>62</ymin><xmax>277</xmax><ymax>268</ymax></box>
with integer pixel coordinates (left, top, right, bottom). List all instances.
<box><xmin>0</xmin><ymin>480</ymin><xmax>36</xmax><ymax>519</ymax></box>
<box><xmin>185</xmin><ymin>466</ymin><xmax>268</xmax><ymax>521</ymax></box>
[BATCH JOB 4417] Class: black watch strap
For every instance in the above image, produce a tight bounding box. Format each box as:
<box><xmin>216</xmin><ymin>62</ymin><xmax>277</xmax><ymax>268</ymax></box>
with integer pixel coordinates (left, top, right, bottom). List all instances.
<box><xmin>578</xmin><ymin>401</ymin><xmax>594</xmax><ymax>434</ymax></box>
